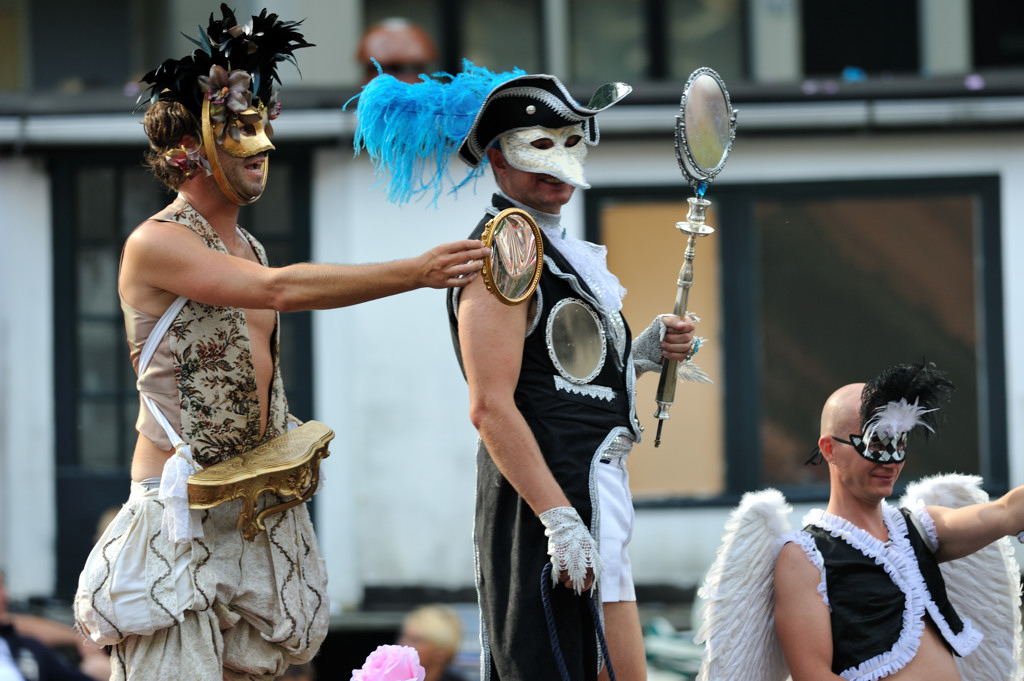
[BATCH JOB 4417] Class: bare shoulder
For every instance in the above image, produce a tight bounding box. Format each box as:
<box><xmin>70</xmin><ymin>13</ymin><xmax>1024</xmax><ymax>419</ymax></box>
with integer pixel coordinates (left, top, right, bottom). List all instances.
<box><xmin>458</xmin><ymin>270</ymin><xmax>530</xmax><ymax>323</ymax></box>
<box><xmin>774</xmin><ymin>540</ymin><xmax>818</xmax><ymax>588</ymax></box>
<box><xmin>120</xmin><ymin>218</ymin><xmax>210</xmax><ymax>314</ymax></box>
<box><xmin>776</xmin><ymin>539</ymin><xmax>810</xmax><ymax>566</ymax></box>
<box><xmin>124</xmin><ymin>217</ymin><xmax>203</xmax><ymax>257</ymax></box>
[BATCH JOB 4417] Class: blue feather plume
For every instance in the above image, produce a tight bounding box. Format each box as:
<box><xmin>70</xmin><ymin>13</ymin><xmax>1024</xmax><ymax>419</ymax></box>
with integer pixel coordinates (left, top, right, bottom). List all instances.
<box><xmin>348</xmin><ymin>59</ymin><xmax>525</xmax><ymax>206</ymax></box>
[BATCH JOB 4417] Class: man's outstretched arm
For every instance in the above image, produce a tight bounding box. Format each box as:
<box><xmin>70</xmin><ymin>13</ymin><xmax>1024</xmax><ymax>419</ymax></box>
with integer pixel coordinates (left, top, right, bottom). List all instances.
<box><xmin>929</xmin><ymin>484</ymin><xmax>1024</xmax><ymax>562</ymax></box>
<box><xmin>121</xmin><ymin>219</ymin><xmax>489</xmax><ymax>314</ymax></box>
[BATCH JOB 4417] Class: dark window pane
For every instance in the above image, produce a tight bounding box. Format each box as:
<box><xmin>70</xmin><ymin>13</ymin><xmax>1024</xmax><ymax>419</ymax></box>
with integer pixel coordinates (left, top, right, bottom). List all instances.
<box><xmin>463</xmin><ymin>0</ymin><xmax>541</xmax><ymax>73</ymax></box>
<box><xmin>244</xmin><ymin>165</ymin><xmax>293</xmax><ymax>238</ymax></box>
<box><xmin>121</xmin><ymin>168</ymin><xmax>172</xmax><ymax>237</ymax></box>
<box><xmin>972</xmin><ymin>1</ymin><xmax>1024</xmax><ymax>69</ymax></box>
<box><xmin>77</xmin><ymin>400</ymin><xmax>120</xmax><ymax>469</ymax></box>
<box><xmin>666</xmin><ymin>0</ymin><xmax>744</xmax><ymax>83</ymax></box>
<box><xmin>802</xmin><ymin>1</ymin><xmax>919</xmax><ymax>77</ymax></box>
<box><xmin>0</xmin><ymin>5</ymin><xmax>22</xmax><ymax>90</ymax></box>
<box><xmin>123</xmin><ymin>399</ymin><xmax>140</xmax><ymax>463</ymax></box>
<box><xmin>78</xmin><ymin>321</ymin><xmax>120</xmax><ymax>393</ymax></box>
<box><xmin>77</xmin><ymin>168</ymin><xmax>117</xmax><ymax>240</ymax></box>
<box><xmin>120</xmin><ymin>351</ymin><xmax>137</xmax><ymax>392</ymax></box>
<box><xmin>76</xmin><ymin>247</ymin><xmax>118</xmax><ymax>316</ymax></box>
<box><xmin>29</xmin><ymin>0</ymin><xmax>133</xmax><ymax>91</ymax></box>
<box><xmin>569</xmin><ymin>0</ymin><xmax>646</xmax><ymax>81</ymax></box>
<box><xmin>757</xmin><ymin>195</ymin><xmax>980</xmax><ymax>489</ymax></box>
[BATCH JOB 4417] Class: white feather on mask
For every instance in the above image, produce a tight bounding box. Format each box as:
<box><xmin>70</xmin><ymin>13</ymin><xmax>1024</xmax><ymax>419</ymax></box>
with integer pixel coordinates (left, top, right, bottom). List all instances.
<box><xmin>862</xmin><ymin>397</ymin><xmax>938</xmax><ymax>445</ymax></box>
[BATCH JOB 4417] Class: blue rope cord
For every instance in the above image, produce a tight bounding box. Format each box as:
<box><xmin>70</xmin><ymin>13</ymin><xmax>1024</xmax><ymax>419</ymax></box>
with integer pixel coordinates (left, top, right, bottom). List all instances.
<box><xmin>540</xmin><ymin>562</ymin><xmax>617</xmax><ymax>681</ymax></box>
<box><xmin>589</xmin><ymin>591</ymin><xmax>617</xmax><ymax>681</ymax></box>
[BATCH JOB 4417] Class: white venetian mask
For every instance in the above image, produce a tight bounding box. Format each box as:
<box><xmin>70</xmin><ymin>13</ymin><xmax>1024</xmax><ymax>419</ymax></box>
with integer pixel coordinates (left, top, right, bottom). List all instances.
<box><xmin>499</xmin><ymin>124</ymin><xmax>590</xmax><ymax>188</ymax></box>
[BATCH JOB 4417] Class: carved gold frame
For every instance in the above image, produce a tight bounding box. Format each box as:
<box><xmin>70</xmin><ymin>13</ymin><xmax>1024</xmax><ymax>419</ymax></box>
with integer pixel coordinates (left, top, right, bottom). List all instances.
<box><xmin>188</xmin><ymin>420</ymin><xmax>333</xmax><ymax>541</ymax></box>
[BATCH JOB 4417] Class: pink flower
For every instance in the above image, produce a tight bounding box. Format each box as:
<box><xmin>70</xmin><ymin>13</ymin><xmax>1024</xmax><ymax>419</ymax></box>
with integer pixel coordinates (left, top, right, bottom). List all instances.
<box><xmin>351</xmin><ymin>645</ymin><xmax>425</xmax><ymax>681</ymax></box>
<box><xmin>164</xmin><ymin>144</ymin><xmax>209</xmax><ymax>178</ymax></box>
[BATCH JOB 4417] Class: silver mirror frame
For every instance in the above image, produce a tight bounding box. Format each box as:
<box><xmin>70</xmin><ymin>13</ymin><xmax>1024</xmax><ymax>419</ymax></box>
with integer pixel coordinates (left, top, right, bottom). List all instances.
<box><xmin>674</xmin><ymin>67</ymin><xmax>737</xmax><ymax>188</ymax></box>
<box><xmin>546</xmin><ymin>298</ymin><xmax>607</xmax><ymax>384</ymax></box>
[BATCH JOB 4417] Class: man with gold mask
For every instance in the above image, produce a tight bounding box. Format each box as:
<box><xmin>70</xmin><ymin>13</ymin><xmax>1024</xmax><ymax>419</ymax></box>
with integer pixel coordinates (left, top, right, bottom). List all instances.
<box><xmin>72</xmin><ymin>6</ymin><xmax>488</xmax><ymax>680</ymax></box>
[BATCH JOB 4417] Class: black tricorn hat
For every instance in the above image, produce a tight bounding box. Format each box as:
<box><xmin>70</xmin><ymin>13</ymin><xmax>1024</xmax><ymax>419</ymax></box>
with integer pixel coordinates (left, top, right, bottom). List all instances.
<box><xmin>456</xmin><ymin>74</ymin><xmax>631</xmax><ymax>167</ymax></box>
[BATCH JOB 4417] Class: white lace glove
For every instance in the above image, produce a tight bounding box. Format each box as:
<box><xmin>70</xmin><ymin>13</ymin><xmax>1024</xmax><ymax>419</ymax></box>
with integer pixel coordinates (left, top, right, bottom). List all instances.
<box><xmin>539</xmin><ymin>506</ymin><xmax>603</xmax><ymax>595</ymax></box>
<box><xmin>631</xmin><ymin>314</ymin><xmax>670</xmax><ymax>374</ymax></box>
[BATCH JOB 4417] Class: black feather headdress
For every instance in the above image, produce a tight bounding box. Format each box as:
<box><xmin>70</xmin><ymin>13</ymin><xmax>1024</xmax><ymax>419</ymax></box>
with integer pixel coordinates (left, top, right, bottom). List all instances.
<box><xmin>137</xmin><ymin>3</ymin><xmax>313</xmax><ymax>120</ymax></box>
<box><xmin>805</xmin><ymin>360</ymin><xmax>955</xmax><ymax>465</ymax></box>
<box><xmin>859</xmin><ymin>361</ymin><xmax>956</xmax><ymax>446</ymax></box>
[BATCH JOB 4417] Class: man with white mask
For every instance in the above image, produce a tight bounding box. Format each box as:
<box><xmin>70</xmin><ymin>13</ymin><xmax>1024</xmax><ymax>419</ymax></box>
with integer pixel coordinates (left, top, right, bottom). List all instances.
<box><xmin>449</xmin><ymin>74</ymin><xmax>696</xmax><ymax>681</ymax></box>
<box><xmin>353</xmin><ymin>65</ymin><xmax>701</xmax><ymax>681</ymax></box>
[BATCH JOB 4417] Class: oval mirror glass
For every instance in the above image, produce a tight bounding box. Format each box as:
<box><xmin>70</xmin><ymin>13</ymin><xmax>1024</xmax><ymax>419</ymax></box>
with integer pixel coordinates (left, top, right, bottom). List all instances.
<box><xmin>547</xmin><ymin>299</ymin><xmax>606</xmax><ymax>383</ymax></box>
<box><xmin>481</xmin><ymin>208</ymin><xmax>544</xmax><ymax>305</ymax></box>
<box><xmin>675</xmin><ymin>67</ymin><xmax>736</xmax><ymax>185</ymax></box>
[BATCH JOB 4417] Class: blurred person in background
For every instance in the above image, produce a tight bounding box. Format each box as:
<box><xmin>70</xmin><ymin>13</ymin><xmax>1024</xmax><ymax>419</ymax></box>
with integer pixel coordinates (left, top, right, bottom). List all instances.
<box><xmin>0</xmin><ymin>571</ymin><xmax>107</xmax><ymax>681</ymax></box>
<box><xmin>398</xmin><ymin>605</ymin><xmax>465</xmax><ymax>681</ymax></box>
<box><xmin>356</xmin><ymin>18</ymin><xmax>438</xmax><ymax>84</ymax></box>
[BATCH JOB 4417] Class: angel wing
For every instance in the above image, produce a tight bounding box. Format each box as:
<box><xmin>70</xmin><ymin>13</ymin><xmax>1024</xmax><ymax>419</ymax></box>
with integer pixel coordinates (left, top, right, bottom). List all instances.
<box><xmin>899</xmin><ymin>474</ymin><xmax>1023</xmax><ymax>681</ymax></box>
<box><xmin>695</xmin><ymin>488</ymin><xmax>793</xmax><ymax>681</ymax></box>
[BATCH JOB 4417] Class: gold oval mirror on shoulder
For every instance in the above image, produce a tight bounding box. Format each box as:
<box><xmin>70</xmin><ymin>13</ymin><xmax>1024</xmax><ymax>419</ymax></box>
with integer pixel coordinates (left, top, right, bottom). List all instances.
<box><xmin>481</xmin><ymin>207</ymin><xmax>544</xmax><ymax>305</ymax></box>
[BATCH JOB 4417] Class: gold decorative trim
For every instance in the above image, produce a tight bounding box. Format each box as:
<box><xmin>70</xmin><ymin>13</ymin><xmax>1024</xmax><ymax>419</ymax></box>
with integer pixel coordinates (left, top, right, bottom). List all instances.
<box><xmin>481</xmin><ymin>207</ymin><xmax>544</xmax><ymax>306</ymax></box>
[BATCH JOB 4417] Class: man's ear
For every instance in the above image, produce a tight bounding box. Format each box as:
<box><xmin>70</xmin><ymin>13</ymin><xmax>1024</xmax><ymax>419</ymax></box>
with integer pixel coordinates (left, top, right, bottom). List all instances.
<box><xmin>486</xmin><ymin>146</ymin><xmax>507</xmax><ymax>170</ymax></box>
<box><xmin>181</xmin><ymin>134</ymin><xmax>203</xmax><ymax>154</ymax></box>
<box><xmin>818</xmin><ymin>436</ymin><xmax>832</xmax><ymax>461</ymax></box>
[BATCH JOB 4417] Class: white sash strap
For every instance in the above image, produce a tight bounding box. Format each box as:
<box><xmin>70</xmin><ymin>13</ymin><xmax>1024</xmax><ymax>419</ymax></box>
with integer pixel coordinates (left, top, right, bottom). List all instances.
<box><xmin>138</xmin><ymin>295</ymin><xmax>203</xmax><ymax>544</ymax></box>
<box><xmin>138</xmin><ymin>296</ymin><xmax>187</xmax><ymax>373</ymax></box>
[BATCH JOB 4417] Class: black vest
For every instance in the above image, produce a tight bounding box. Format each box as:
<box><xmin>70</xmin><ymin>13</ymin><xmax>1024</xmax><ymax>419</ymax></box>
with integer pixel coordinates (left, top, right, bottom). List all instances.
<box><xmin>805</xmin><ymin>507</ymin><xmax>972</xmax><ymax>677</ymax></box>
<box><xmin>447</xmin><ymin>196</ymin><xmax>637</xmax><ymax>462</ymax></box>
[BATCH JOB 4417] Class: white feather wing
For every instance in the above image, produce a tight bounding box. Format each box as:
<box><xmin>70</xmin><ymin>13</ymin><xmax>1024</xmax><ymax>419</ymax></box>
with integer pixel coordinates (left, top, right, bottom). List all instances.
<box><xmin>900</xmin><ymin>474</ymin><xmax>1023</xmax><ymax>681</ymax></box>
<box><xmin>695</xmin><ymin>488</ymin><xmax>793</xmax><ymax>681</ymax></box>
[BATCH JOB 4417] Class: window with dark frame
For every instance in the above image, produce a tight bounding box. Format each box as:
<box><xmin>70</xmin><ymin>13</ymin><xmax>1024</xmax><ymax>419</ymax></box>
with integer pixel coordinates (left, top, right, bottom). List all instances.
<box><xmin>589</xmin><ymin>175</ymin><xmax>1006</xmax><ymax>506</ymax></box>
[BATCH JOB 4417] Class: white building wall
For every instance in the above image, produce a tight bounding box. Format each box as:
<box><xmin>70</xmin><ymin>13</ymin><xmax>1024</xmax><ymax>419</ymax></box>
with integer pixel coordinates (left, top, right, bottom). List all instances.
<box><xmin>310</xmin><ymin>148</ymin><xmax>502</xmax><ymax>611</ymax></box>
<box><xmin>0</xmin><ymin>158</ymin><xmax>55</xmax><ymax>600</ymax></box>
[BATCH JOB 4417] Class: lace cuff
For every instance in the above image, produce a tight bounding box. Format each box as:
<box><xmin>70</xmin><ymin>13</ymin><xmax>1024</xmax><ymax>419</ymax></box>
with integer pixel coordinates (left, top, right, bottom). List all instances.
<box><xmin>539</xmin><ymin>506</ymin><xmax>603</xmax><ymax>595</ymax></box>
<box><xmin>631</xmin><ymin>314</ymin><xmax>713</xmax><ymax>384</ymax></box>
<box><xmin>631</xmin><ymin>314</ymin><xmax>668</xmax><ymax>374</ymax></box>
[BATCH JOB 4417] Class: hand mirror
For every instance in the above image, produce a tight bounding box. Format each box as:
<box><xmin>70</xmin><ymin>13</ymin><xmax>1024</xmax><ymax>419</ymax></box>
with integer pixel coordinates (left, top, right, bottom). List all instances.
<box><xmin>480</xmin><ymin>207</ymin><xmax>544</xmax><ymax>305</ymax></box>
<box><xmin>653</xmin><ymin>67</ymin><xmax>737</xmax><ymax>446</ymax></box>
<box><xmin>675</xmin><ymin>67</ymin><xmax>737</xmax><ymax>188</ymax></box>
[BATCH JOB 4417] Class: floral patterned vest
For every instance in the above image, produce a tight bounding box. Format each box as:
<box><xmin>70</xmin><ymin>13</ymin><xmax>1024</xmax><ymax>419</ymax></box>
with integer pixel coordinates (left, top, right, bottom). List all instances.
<box><xmin>153</xmin><ymin>199</ymin><xmax>289</xmax><ymax>466</ymax></box>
